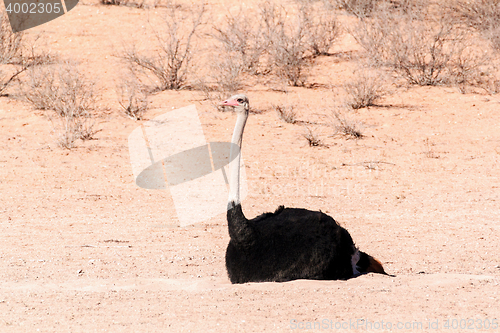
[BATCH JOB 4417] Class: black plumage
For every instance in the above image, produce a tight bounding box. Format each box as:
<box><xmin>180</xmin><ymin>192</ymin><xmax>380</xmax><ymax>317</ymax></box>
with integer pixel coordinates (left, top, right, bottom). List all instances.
<box><xmin>226</xmin><ymin>202</ymin><xmax>374</xmax><ymax>283</ymax></box>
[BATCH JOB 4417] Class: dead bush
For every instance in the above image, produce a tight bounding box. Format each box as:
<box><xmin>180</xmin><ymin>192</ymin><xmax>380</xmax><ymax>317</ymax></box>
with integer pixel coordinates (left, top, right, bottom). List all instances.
<box><xmin>1</xmin><ymin>66</ymin><xmax>26</xmax><ymax>95</ymax></box>
<box><xmin>100</xmin><ymin>0</ymin><xmax>186</xmax><ymax>9</ymax></box>
<box><xmin>101</xmin><ymin>0</ymin><xmax>146</xmax><ymax>7</ymax></box>
<box><xmin>260</xmin><ymin>1</ymin><xmax>312</xmax><ymax>86</ymax></box>
<box><xmin>450</xmin><ymin>42</ymin><xmax>495</xmax><ymax>93</ymax></box>
<box><xmin>343</xmin><ymin>70</ymin><xmax>387</xmax><ymax>109</ymax></box>
<box><xmin>120</xmin><ymin>3</ymin><xmax>205</xmax><ymax>91</ymax></box>
<box><xmin>334</xmin><ymin>0</ymin><xmax>381</xmax><ymax>18</ymax></box>
<box><xmin>272</xmin><ymin>35</ymin><xmax>310</xmax><ymax>87</ymax></box>
<box><xmin>209</xmin><ymin>1</ymin><xmax>339</xmax><ymax>87</ymax></box>
<box><xmin>1</xmin><ymin>12</ymin><xmax>48</xmax><ymax>95</ymax></box>
<box><xmin>0</xmin><ymin>36</ymin><xmax>54</xmax><ymax>95</ymax></box>
<box><xmin>20</xmin><ymin>63</ymin><xmax>100</xmax><ymax>148</ymax></box>
<box><xmin>274</xmin><ymin>104</ymin><xmax>298</xmax><ymax>124</ymax></box>
<box><xmin>117</xmin><ymin>76</ymin><xmax>149</xmax><ymax>120</ymax></box>
<box><xmin>53</xmin><ymin>108</ymin><xmax>100</xmax><ymax>149</ymax></box>
<box><xmin>21</xmin><ymin>63</ymin><xmax>98</xmax><ymax>117</ymax></box>
<box><xmin>211</xmin><ymin>56</ymin><xmax>245</xmax><ymax>94</ymax></box>
<box><xmin>352</xmin><ymin>7</ymin><xmax>479</xmax><ymax>86</ymax></box>
<box><xmin>195</xmin><ymin>80</ymin><xmax>228</xmax><ymax>110</ymax></box>
<box><xmin>211</xmin><ymin>8</ymin><xmax>264</xmax><ymax>74</ymax></box>
<box><xmin>302</xmin><ymin>126</ymin><xmax>323</xmax><ymax>147</ymax></box>
<box><xmin>302</xmin><ymin>6</ymin><xmax>341</xmax><ymax>56</ymax></box>
<box><xmin>0</xmin><ymin>11</ymin><xmax>23</xmax><ymax>64</ymax></box>
<box><xmin>261</xmin><ymin>1</ymin><xmax>340</xmax><ymax>85</ymax></box>
<box><xmin>193</xmin><ymin>54</ymin><xmax>245</xmax><ymax>110</ymax></box>
<box><xmin>333</xmin><ymin>0</ymin><xmax>425</xmax><ymax>17</ymax></box>
<box><xmin>331</xmin><ymin>109</ymin><xmax>364</xmax><ymax>139</ymax></box>
<box><xmin>456</xmin><ymin>0</ymin><xmax>500</xmax><ymax>52</ymax></box>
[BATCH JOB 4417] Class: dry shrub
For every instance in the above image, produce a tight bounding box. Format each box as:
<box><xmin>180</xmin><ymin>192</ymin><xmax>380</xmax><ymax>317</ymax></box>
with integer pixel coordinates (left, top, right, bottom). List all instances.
<box><xmin>331</xmin><ymin>108</ymin><xmax>364</xmax><ymax>139</ymax></box>
<box><xmin>1</xmin><ymin>65</ymin><xmax>25</xmax><ymax>95</ymax></box>
<box><xmin>20</xmin><ymin>63</ymin><xmax>100</xmax><ymax>148</ymax></box>
<box><xmin>274</xmin><ymin>104</ymin><xmax>298</xmax><ymax>124</ymax></box>
<box><xmin>456</xmin><ymin>0</ymin><xmax>500</xmax><ymax>52</ymax></box>
<box><xmin>210</xmin><ymin>57</ymin><xmax>245</xmax><ymax>94</ymax></box>
<box><xmin>211</xmin><ymin>7</ymin><xmax>264</xmax><ymax>75</ymax></box>
<box><xmin>270</xmin><ymin>33</ymin><xmax>311</xmax><ymax>87</ymax></box>
<box><xmin>0</xmin><ymin>35</ymin><xmax>54</xmax><ymax>95</ymax></box>
<box><xmin>262</xmin><ymin>1</ymin><xmax>340</xmax><ymax>85</ymax></box>
<box><xmin>352</xmin><ymin>9</ymin><xmax>454</xmax><ymax>85</ymax></box>
<box><xmin>196</xmin><ymin>84</ymin><xmax>230</xmax><ymax>110</ymax></box>
<box><xmin>303</xmin><ymin>8</ymin><xmax>340</xmax><ymax>56</ymax></box>
<box><xmin>450</xmin><ymin>42</ymin><xmax>496</xmax><ymax>94</ymax></box>
<box><xmin>101</xmin><ymin>0</ymin><xmax>146</xmax><ymax>7</ymax></box>
<box><xmin>208</xmin><ymin>1</ymin><xmax>340</xmax><ymax>88</ymax></box>
<box><xmin>333</xmin><ymin>0</ymin><xmax>424</xmax><ymax>18</ymax></box>
<box><xmin>194</xmin><ymin>55</ymin><xmax>245</xmax><ymax>109</ymax></box>
<box><xmin>1</xmin><ymin>11</ymin><xmax>29</xmax><ymax>94</ymax></box>
<box><xmin>302</xmin><ymin>126</ymin><xmax>323</xmax><ymax>146</ymax></box>
<box><xmin>101</xmin><ymin>0</ymin><xmax>179</xmax><ymax>8</ymax></box>
<box><xmin>0</xmin><ymin>11</ymin><xmax>23</xmax><ymax>64</ymax></box>
<box><xmin>117</xmin><ymin>76</ymin><xmax>149</xmax><ymax>120</ymax></box>
<box><xmin>22</xmin><ymin>63</ymin><xmax>97</xmax><ymax>116</ymax></box>
<box><xmin>54</xmin><ymin>108</ymin><xmax>100</xmax><ymax>149</ymax></box>
<box><xmin>121</xmin><ymin>3</ymin><xmax>205</xmax><ymax>91</ymax></box>
<box><xmin>259</xmin><ymin>1</ymin><xmax>312</xmax><ymax>86</ymax></box>
<box><xmin>334</xmin><ymin>0</ymin><xmax>381</xmax><ymax>18</ymax></box>
<box><xmin>1</xmin><ymin>11</ymin><xmax>53</xmax><ymax>66</ymax></box>
<box><xmin>352</xmin><ymin>5</ymin><xmax>495</xmax><ymax>88</ymax></box>
<box><xmin>199</xmin><ymin>7</ymin><xmax>258</xmax><ymax>103</ymax></box>
<box><xmin>343</xmin><ymin>70</ymin><xmax>388</xmax><ymax>109</ymax></box>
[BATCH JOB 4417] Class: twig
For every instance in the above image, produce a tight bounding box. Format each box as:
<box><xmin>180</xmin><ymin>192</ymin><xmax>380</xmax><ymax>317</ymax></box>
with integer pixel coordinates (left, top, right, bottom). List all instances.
<box><xmin>341</xmin><ymin>161</ymin><xmax>395</xmax><ymax>166</ymax></box>
<box><xmin>65</xmin><ymin>245</ymin><xmax>132</xmax><ymax>248</ymax></box>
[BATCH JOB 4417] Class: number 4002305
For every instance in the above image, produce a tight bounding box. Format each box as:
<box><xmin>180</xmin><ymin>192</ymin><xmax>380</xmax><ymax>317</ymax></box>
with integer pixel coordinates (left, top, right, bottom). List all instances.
<box><xmin>444</xmin><ymin>318</ymin><xmax>498</xmax><ymax>330</ymax></box>
<box><xmin>5</xmin><ymin>2</ymin><xmax>62</xmax><ymax>14</ymax></box>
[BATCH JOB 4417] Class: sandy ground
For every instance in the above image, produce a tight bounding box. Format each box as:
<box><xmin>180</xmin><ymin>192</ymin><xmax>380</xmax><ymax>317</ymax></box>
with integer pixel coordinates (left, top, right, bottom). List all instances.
<box><xmin>0</xmin><ymin>1</ymin><xmax>499</xmax><ymax>332</ymax></box>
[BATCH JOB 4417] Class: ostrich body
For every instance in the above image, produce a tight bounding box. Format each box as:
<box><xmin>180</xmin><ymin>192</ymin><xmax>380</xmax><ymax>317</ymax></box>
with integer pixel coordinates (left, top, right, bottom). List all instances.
<box><xmin>223</xmin><ymin>95</ymin><xmax>387</xmax><ymax>284</ymax></box>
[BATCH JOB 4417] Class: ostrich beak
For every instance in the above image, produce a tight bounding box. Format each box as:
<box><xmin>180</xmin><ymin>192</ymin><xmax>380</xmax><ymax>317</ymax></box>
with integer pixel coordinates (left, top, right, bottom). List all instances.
<box><xmin>221</xmin><ymin>99</ymin><xmax>239</xmax><ymax>107</ymax></box>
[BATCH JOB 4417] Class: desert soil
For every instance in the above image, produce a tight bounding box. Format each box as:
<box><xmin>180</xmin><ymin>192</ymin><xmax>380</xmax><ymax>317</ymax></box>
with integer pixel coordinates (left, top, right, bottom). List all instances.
<box><xmin>0</xmin><ymin>0</ymin><xmax>499</xmax><ymax>332</ymax></box>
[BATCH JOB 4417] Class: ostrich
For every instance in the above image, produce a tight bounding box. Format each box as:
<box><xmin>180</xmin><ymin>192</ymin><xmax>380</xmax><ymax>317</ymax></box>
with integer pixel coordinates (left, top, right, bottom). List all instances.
<box><xmin>222</xmin><ymin>94</ymin><xmax>388</xmax><ymax>284</ymax></box>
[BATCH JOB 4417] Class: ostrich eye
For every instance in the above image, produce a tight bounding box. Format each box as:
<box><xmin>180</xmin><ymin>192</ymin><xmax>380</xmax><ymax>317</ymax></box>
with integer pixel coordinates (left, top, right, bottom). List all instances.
<box><xmin>237</xmin><ymin>98</ymin><xmax>244</xmax><ymax>103</ymax></box>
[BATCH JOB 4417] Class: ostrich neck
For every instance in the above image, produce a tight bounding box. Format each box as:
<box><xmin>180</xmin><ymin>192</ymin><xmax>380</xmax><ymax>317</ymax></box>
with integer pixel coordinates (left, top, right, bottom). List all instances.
<box><xmin>227</xmin><ymin>111</ymin><xmax>248</xmax><ymax>208</ymax></box>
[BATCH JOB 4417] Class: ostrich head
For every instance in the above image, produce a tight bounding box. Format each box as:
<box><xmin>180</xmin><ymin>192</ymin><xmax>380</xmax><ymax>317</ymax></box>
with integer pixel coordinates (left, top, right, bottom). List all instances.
<box><xmin>352</xmin><ymin>249</ymin><xmax>388</xmax><ymax>276</ymax></box>
<box><xmin>221</xmin><ymin>94</ymin><xmax>249</xmax><ymax>114</ymax></box>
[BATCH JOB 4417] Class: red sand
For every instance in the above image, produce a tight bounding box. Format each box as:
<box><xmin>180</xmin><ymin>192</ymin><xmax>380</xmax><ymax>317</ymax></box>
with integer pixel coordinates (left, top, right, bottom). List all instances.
<box><xmin>0</xmin><ymin>1</ymin><xmax>499</xmax><ymax>331</ymax></box>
